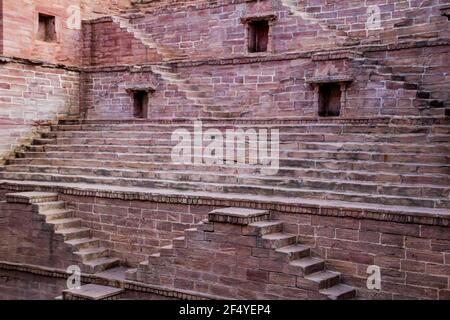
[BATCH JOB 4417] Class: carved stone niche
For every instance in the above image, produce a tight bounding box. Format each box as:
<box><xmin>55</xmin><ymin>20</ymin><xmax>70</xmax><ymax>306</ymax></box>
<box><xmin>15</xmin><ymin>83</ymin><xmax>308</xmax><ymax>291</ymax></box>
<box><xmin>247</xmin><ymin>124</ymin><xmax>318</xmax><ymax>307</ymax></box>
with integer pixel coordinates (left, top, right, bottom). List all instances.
<box><xmin>307</xmin><ymin>76</ymin><xmax>353</xmax><ymax>118</ymax></box>
<box><xmin>240</xmin><ymin>14</ymin><xmax>278</xmax><ymax>54</ymax></box>
<box><xmin>440</xmin><ymin>6</ymin><xmax>450</xmax><ymax>20</ymax></box>
<box><xmin>125</xmin><ymin>86</ymin><xmax>155</xmax><ymax>119</ymax></box>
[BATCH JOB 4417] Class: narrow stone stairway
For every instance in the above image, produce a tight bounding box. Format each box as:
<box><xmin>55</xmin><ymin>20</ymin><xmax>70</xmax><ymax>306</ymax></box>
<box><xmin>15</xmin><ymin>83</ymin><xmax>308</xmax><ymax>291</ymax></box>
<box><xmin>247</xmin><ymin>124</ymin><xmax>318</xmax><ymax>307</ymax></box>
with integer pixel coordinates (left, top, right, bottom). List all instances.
<box><xmin>6</xmin><ymin>192</ymin><xmax>120</xmax><ymax>273</ymax></box>
<box><xmin>133</xmin><ymin>207</ymin><xmax>356</xmax><ymax>300</ymax></box>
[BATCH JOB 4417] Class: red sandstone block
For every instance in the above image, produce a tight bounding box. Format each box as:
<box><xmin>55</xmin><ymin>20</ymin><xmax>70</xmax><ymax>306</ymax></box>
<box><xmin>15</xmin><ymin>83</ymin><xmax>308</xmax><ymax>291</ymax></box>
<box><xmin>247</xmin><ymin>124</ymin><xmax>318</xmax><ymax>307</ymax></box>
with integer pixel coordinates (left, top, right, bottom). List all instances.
<box><xmin>213</xmin><ymin>222</ymin><xmax>243</xmax><ymax>235</ymax></box>
<box><xmin>327</xmin><ymin>248</ymin><xmax>374</xmax><ymax>265</ymax></box>
<box><xmin>381</xmin><ymin>234</ymin><xmax>405</xmax><ymax>247</ymax></box>
<box><xmin>382</xmin><ymin>281</ymin><xmax>438</xmax><ymax>300</ymax></box>
<box><xmin>401</xmin><ymin>259</ymin><xmax>426</xmax><ymax>273</ymax></box>
<box><xmin>425</xmin><ymin>264</ymin><xmax>450</xmax><ymax>277</ymax></box>
<box><xmin>336</xmin><ymin>228</ymin><xmax>359</xmax><ymax>241</ymax></box>
<box><xmin>360</xmin><ymin>220</ymin><xmax>419</xmax><ymax>237</ymax></box>
<box><xmin>316</xmin><ymin>226</ymin><xmax>335</xmax><ymax>238</ymax></box>
<box><xmin>205</xmin><ymin>233</ymin><xmax>256</xmax><ymax>247</ymax></box>
<box><xmin>431</xmin><ymin>240</ymin><xmax>450</xmax><ymax>252</ymax></box>
<box><xmin>406</xmin><ymin>250</ymin><xmax>444</xmax><ymax>264</ymax></box>
<box><xmin>269</xmin><ymin>272</ymin><xmax>296</xmax><ymax>287</ymax></box>
<box><xmin>405</xmin><ymin>237</ymin><xmax>431</xmax><ymax>250</ymax></box>
<box><xmin>421</xmin><ymin>226</ymin><xmax>450</xmax><ymax>241</ymax></box>
<box><xmin>406</xmin><ymin>272</ymin><xmax>448</xmax><ymax>289</ymax></box>
<box><xmin>312</xmin><ymin>216</ymin><xmax>359</xmax><ymax>230</ymax></box>
<box><xmin>208</xmin><ymin>284</ymin><xmax>236</xmax><ymax>298</ymax></box>
<box><xmin>359</xmin><ymin>230</ymin><xmax>380</xmax><ymax>243</ymax></box>
<box><xmin>246</xmin><ymin>269</ymin><xmax>269</xmax><ymax>283</ymax></box>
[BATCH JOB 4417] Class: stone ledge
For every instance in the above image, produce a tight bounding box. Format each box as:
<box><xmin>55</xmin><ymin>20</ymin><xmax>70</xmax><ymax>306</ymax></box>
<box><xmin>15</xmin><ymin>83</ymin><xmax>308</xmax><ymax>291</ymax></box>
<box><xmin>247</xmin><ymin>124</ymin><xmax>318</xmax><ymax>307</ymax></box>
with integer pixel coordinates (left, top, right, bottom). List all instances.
<box><xmin>63</xmin><ymin>284</ymin><xmax>124</xmax><ymax>300</ymax></box>
<box><xmin>209</xmin><ymin>207</ymin><xmax>270</xmax><ymax>225</ymax></box>
<box><xmin>1</xmin><ymin>180</ymin><xmax>449</xmax><ymax>227</ymax></box>
<box><xmin>81</xmin><ymin>38</ymin><xmax>450</xmax><ymax>72</ymax></box>
<box><xmin>0</xmin><ymin>261</ymin><xmax>222</xmax><ymax>301</ymax></box>
<box><xmin>6</xmin><ymin>192</ymin><xmax>59</xmax><ymax>204</ymax></box>
<box><xmin>58</xmin><ymin>116</ymin><xmax>449</xmax><ymax>126</ymax></box>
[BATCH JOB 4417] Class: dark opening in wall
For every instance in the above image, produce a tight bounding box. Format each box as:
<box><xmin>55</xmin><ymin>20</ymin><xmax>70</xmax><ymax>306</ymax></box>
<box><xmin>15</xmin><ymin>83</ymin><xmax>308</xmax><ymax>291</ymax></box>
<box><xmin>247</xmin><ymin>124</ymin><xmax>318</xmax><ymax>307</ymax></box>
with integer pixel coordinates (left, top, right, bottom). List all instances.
<box><xmin>318</xmin><ymin>83</ymin><xmax>341</xmax><ymax>117</ymax></box>
<box><xmin>37</xmin><ymin>13</ymin><xmax>56</xmax><ymax>42</ymax></box>
<box><xmin>248</xmin><ymin>20</ymin><xmax>269</xmax><ymax>53</ymax></box>
<box><xmin>133</xmin><ymin>91</ymin><xmax>148</xmax><ymax>118</ymax></box>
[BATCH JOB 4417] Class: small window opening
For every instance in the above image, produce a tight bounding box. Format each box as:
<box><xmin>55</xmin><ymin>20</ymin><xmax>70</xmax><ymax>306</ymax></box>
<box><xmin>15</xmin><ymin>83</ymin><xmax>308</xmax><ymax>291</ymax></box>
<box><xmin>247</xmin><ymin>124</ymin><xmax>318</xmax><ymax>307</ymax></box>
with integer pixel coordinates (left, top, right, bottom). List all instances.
<box><xmin>37</xmin><ymin>13</ymin><xmax>56</xmax><ymax>42</ymax></box>
<box><xmin>133</xmin><ymin>91</ymin><xmax>148</xmax><ymax>118</ymax></box>
<box><xmin>248</xmin><ymin>20</ymin><xmax>269</xmax><ymax>53</ymax></box>
<box><xmin>318</xmin><ymin>83</ymin><xmax>341</xmax><ymax>117</ymax></box>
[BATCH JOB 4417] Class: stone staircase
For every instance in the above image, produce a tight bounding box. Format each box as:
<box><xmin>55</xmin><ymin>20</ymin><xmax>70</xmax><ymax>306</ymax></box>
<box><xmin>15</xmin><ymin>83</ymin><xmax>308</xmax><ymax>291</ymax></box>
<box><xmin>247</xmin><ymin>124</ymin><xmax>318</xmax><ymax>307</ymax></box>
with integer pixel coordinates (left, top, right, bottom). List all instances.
<box><xmin>1</xmin><ymin>117</ymin><xmax>449</xmax><ymax>213</ymax></box>
<box><xmin>110</xmin><ymin>16</ymin><xmax>238</xmax><ymax>118</ymax></box>
<box><xmin>111</xmin><ymin>16</ymin><xmax>188</xmax><ymax>62</ymax></box>
<box><xmin>5</xmin><ymin>192</ymin><xmax>120</xmax><ymax>273</ymax></box>
<box><xmin>131</xmin><ymin>207</ymin><xmax>356</xmax><ymax>300</ymax></box>
<box><xmin>358</xmin><ymin>56</ymin><xmax>449</xmax><ymax>116</ymax></box>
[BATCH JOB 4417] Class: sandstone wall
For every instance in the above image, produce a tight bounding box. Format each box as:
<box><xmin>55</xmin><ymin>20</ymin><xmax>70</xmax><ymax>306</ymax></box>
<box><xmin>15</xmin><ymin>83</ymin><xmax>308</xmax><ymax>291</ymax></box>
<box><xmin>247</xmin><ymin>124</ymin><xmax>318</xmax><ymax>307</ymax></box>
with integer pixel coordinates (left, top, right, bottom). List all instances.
<box><xmin>0</xmin><ymin>61</ymin><xmax>79</xmax><ymax>161</ymax></box>
<box><xmin>61</xmin><ymin>194</ymin><xmax>213</xmax><ymax>266</ymax></box>
<box><xmin>0</xmin><ymin>0</ymin><xmax>131</xmax><ymax>66</ymax></box>
<box><xmin>82</xmin><ymin>43</ymin><xmax>449</xmax><ymax>119</ymax></box>
<box><xmin>0</xmin><ymin>196</ymin><xmax>78</xmax><ymax>270</ymax></box>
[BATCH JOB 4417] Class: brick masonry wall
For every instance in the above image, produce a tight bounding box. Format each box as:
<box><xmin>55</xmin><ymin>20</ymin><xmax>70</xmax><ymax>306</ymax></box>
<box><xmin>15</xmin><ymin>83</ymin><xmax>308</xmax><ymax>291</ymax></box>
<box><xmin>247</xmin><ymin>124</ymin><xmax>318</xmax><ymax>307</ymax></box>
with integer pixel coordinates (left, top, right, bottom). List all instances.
<box><xmin>274</xmin><ymin>210</ymin><xmax>450</xmax><ymax>300</ymax></box>
<box><xmin>61</xmin><ymin>194</ymin><xmax>215</xmax><ymax>266</ymax></box>
<box><xmin>112</xmin><ymin>0</ymin><xmax>450</xmax><ymax>62</ymax></box>
<box><xmin>82</xmin><ymin>19</ymin><xmax>163</xmax><ymax>67</ymax></box>
<box><xmin>83</xmin><ymin>44</ymin><xmax>449</xmax><ymax>118</ymax></box>
<box><xmin>0</xmin><ymin>199</ymin><xmax>78</xmax><ymax>270</ymax></box>
<box><xmin>291</xmin><ymin>0</ymin><xmax>449</xmax><ymax>44</ymax></box>
<box><xmin>1</xmin><ymin>0</ymin><xmax>132</xmax><ymax>66</ymax></box>
<box><xmin>0</xmin><ymin>269</ymin><xmax>66</xmax><ymax>300</ymax></box>
<box><xmin>1</xmin><ymin>186</ymin><xmax>449</xmax><ymax>299</ymax></box>
<box><xmin>82</xmin><ymin>68</ymin><xmax>159</xmax><ymax>119</ymax></box>
<box><xmin>0</xmin><ymin>61</ymin><xmax>80</xmax><ymax>160</ymax></box>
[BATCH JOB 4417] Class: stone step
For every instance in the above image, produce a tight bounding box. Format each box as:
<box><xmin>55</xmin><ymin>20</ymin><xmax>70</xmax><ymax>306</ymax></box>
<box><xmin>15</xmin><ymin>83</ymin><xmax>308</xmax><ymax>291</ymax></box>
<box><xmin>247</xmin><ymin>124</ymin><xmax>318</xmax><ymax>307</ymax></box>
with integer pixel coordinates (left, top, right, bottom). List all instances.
<box><xmin>275</xmin><ymin>244</ymin><xmax>311</xmax><ymax>261</ymax></box>
<box><xmin>47</xmin><ymin>218</ymin><xmax>82</xmax><ymax>231</ymax></box>
<box><xmin>10</xmin><ymin>156</ymin><xmax>450</xmax><ymax>186</ymax></box>
<box><xmin>7</xmin><ymin>154</ymin><xmax>450</xmax><ymax>179</ymax></box>
<box><xmin>244</xmin><ymin>220</ymin><xmax>284</xmax><ymax>236</ymax></box>
<box><xmin>62</xmin><ymin>284</ymin><xmax>124</xmax><ymax>300</ymax></box>
<box><xmin>2</xmin><ymin>164</ymin><xmax>448</xmax><ymax>199</ymax></box>
<box><xmin>8</xmin><ymin>156</ymin><xmax>449</xmax><ymax>176</ymax></box>
<box><xmin>5</xmin><ymin>192</ymin><xmax>58</xmax><ymax>204</ymax></box>
<box><xmin>33</xmin><ymin>134</ymin><xmax>450</xmax><ymax>146</ymax></box>
<box><xmin>304</xmin><ymin>270</ymin><xmax>341</xmax><ymax>290</ymax></box>
<box><xmin>208</xmin><ymin>207</ymin><xmax>270</xmax><ymax>225</ymax></box>
<box><xmin>74</xmin><ymin>247</ymin><xmax>109</xmax><ymax>261</ymax></box>
<box><xmin>0</xmin><ymin>171</ymin><xmax>444</xmax><ymax>208</ymax></box>
<box><xmin>65</xmin><ymin>237</ymin><xmax>100</xmax><ymax>250</ymax></box>
<box><xmin>259</xmin><ymin>233</ymin><xmax>297</xmax><ymax>249</ymax></box>
<box><xmin>53</xmin><ymin>120</ymin><xmax>449</xmax><ymax>131</ymax></box>
<box><xmin>83</xmin><ymin>257</ymin><xmax>121</xmax><ymax>274</ymax></box>
<box><xmin>33</xmin><ymin>201</ymin><xmax>66</xmax><ymax>212</ymax></box>
<box><xmin>319</xmin><ymin>284</ymin><xmax>357</xmax><ymax>300</ymax></box>
<box><xmin>289</xmin><ymin>257</ymin><xmax>325</xmax><ymax>276</ymax></box>
<box><xmin>15</xmin><ymin>149</ymin><xmax>450</xmax><ymax>165</ymax></box>
<box><xmin>45</xmin><ymin>127</ymin><xmax>448</xmax><ymax>140</ymax></box>
<box><xmin>55</xmin><ymin>227</ymin><xmax>90</xmax><ymax>241</ymax></box>
<box><xmin>28</xmin><ymin>141</ymin><xmax>450</xmax><ymax>155</ymax></box>
<box><xmin>40</xmin><ymin>208</ymin><xmax>74</xmax><ymax>221</ymax></box>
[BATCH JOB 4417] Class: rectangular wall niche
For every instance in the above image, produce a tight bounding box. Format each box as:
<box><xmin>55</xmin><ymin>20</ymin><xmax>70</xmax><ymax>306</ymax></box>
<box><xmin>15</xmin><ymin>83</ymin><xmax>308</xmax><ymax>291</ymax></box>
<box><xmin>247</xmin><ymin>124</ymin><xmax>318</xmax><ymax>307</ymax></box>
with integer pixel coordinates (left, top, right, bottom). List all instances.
<box><xmin>318</xmin><ymin>83</ymin><xmax>342</xmax><ymax>117</ymax></box>
<box><xmin>132</xmin><ymin>91</ymin><xmax>149</xmax><ymax>118</ymax></box>
<box><xmin>37</xmin><ymin>13</ymin><xmax>57</xmax><ymax>42</ymax></box>
<box><xmin>248</xmin><ymin>20</ymin><xmax>269</xmax><ymax>53</ymax></box>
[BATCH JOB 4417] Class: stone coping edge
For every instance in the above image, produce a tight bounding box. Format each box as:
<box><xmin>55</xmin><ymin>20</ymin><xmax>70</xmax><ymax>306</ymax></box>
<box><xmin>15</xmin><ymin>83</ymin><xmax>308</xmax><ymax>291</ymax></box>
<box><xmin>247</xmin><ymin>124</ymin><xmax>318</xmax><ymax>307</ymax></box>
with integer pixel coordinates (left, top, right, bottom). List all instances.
<box><xmin>0</xmin><ymin>181</ymin><xmax>449</xmax><ymax>227</ymax></box>
<box><xmin>0</xmin><ymin>261</ymin><xmax>225</xmax><ymax>301</ymax></box>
